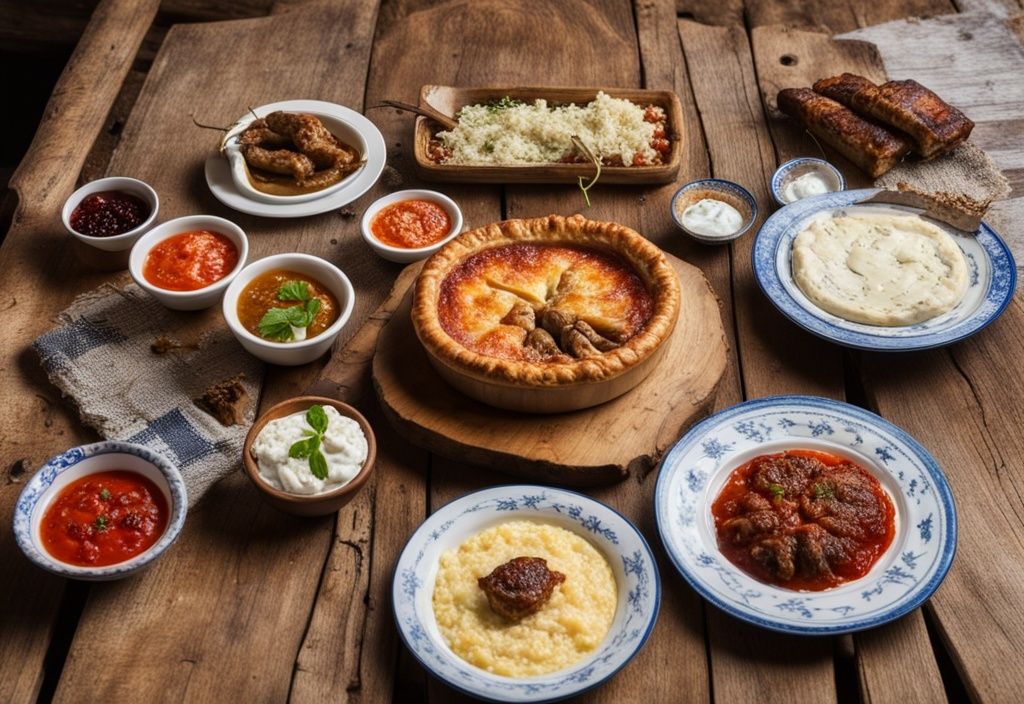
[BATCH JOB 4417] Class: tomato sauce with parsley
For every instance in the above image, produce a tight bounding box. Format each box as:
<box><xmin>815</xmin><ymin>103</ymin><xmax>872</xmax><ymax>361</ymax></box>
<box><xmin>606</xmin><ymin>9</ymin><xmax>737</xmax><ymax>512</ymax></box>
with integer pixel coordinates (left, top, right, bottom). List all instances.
<box><xmin>143</xmin><ymin>230</ymin><xmax>238</xmax><ymax>291</ymax></box>
<box><xmin>41</xmin><ymin>471</ymin><xmax>168</xmax><ymax>566</ymax></box>
<box><xmin>371</xmin><ymin>199</ymin><xmax>452</xmax><ymax>249</ymax></box>
<box><xmin>712</xmin><ymin>449</ymin><xmax>895</xmax><ymax>591</ymax></box>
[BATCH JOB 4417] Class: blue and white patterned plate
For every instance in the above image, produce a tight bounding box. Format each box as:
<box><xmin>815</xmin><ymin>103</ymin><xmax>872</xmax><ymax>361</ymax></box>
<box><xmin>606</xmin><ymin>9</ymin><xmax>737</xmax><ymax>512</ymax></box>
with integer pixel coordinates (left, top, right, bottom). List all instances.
<box><xmin>753</xmin><ymin>189</ymin><xmax>1016</xmax><ymax>350</ymax></box>
<box><xmin>655</xmin><ymin>396</ymin><xmax>956</xmax><ymax>635</ymax></box>
<box><xmin>13</xmin><ymin>441</ymin><xmax>187</xmax><ymax>581</ymax></box>
<box><xmin>392</xmin><ymin>485</ymin><xmax>660</xmax><ymax>702</ymax></box>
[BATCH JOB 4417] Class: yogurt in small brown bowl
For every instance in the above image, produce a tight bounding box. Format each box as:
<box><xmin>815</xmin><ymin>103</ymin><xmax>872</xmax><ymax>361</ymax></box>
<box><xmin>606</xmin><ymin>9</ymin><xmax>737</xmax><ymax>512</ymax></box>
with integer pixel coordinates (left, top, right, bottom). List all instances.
<box><xmin>242</xmin><ymin>396</ymin><xmax>376</xmax><ymax>517</ymax></box>
<box><xmin>670</xmin><ymin>178</ymin><xmax>757</xmax><ymax>245</ymax></box>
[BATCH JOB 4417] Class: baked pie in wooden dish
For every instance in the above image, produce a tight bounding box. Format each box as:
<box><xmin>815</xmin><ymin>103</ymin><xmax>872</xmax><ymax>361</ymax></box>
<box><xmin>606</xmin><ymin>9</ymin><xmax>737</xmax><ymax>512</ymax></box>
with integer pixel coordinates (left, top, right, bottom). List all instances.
<box><xmin>412</xmin><ymin>214</ymin><xmax>681</xmax><ymax>412</ymax></box>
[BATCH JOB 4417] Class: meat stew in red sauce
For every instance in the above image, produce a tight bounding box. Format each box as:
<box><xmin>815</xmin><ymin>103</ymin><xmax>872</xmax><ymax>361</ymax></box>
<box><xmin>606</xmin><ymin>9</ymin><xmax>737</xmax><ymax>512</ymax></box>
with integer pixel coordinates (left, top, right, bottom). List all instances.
<box><xmin>712</xmin><ymin>449</ymin><xmax>895</xmax><ymax>591</ymax></box>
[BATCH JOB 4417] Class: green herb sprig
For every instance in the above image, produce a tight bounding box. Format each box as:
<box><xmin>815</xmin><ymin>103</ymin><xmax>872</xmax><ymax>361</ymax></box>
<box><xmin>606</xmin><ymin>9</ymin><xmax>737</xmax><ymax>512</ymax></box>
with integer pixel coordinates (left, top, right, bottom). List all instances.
<box><xmin>258</xmin><ymin>281</ymin><xmax>322</xmax><ymax>342</ymax></box>
<box><xmin>813</xmin><ymin>482</ymin><xmax>836</xmax><ymax>500</ymax></box>
<box><xmin>769</xmin><ymin>484</ymin><xmax>785</xmax><ymax>501</ymax></box>
<box><xmin>486</xmin><ymin>96</ymin><xmax>523</xmax><ymax>113</ymax></box>
<box><xmin>289</xmin><ymin>404</ymin><xmax>330</xmax><ymax>480</ymax></box>
<box><xmin>94</xmin><ymin>515</ymin><xmax>109</xmax><ymax>531</ymax></box>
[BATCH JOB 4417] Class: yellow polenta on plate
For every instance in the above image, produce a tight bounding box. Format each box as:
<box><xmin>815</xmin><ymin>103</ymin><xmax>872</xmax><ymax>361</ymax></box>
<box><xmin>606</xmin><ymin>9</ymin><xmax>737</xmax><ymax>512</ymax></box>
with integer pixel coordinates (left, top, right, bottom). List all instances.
<box><xmin>431</xmin><ymin>520</ymin><xmax>617</xmax><ymax>677</ymax></box>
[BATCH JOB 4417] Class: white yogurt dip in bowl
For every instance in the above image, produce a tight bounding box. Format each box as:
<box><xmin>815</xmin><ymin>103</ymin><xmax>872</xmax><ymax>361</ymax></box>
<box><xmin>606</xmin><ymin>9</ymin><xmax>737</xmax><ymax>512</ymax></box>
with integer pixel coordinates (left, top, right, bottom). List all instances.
<box><xmin>771</xmin><ymin>157</ymin><xmax>845</xmax><ymax>206</ymax></box>
<box><xmin>670</xmin><ymin>178</ymin><xmax>757</xmax><ymax>244</ymax></box>
<box><xmin>242</xmin><ymin>396</ymin><xmax>376</xmax><ymax>516</ymax></box>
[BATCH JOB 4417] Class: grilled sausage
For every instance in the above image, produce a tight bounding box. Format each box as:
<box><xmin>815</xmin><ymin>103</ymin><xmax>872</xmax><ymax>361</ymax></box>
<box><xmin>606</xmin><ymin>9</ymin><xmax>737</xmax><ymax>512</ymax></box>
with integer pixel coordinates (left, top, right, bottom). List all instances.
<box><xmin>814</xmin><ymin>74</ymin><xmax>973</xmax><ymax>159</ymax></box>
<box><xmin>264</xmin><ymin>111</ymin><xmax>354</xmax><ymax>169</ymax></box>
<box><xmin>776</xmin><ymin>88</ymin><xmax>912</xmax><ymax>177</ymax></box>
<box><xmin>240</xmin><ymin>144</ymin><xmax>315</xmax><ymax>181</ymax></box>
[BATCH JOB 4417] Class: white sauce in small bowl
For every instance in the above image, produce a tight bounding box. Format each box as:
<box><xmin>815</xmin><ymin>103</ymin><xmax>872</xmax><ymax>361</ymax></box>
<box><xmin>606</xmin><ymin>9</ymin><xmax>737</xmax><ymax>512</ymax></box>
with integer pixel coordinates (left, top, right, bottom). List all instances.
<box><xmin>782</xmin><ymin>172</ymin><xmax>831</xmax><ymax>202</ymax></box>
<box><xmin>680</xmin><ymin>198</ymin><xmax>744</xmax><ymax>238</ymax></box>
<box><xmin>251</xmin><ymin>405</ymin><xmax>367</xmax><ymax>495</ymax></box>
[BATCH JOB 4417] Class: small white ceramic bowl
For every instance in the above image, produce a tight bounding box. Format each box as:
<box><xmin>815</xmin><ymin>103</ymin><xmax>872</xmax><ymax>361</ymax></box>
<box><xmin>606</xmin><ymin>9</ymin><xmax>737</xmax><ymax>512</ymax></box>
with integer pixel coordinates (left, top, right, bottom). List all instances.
<box><xmin>670</xmin><ymin>178</ymin><xmax>758</xmax><ymax>245</ymax></box>
<box><xmin>222</xmin><ymin>110</ymin><xmax>367</xmax><ymax>205</ymax></box>
<box><xmin>13</xmin><ymin>441</ymin><xmax>187</xmax><ymax>581</ymax></box>
<box><xmin>62</xmin><ymin>176</ymin><xmax>160</xmax><ymax>252</ymax></box>
<box><xmin>770</xmin><ymin>157</ymin><xmax>846</xmax><ymax>206</ymax></box>
<box><xmin>129</xmin><ymin>215</ymin><xmax>248</xmax><ymax>311</ymax></box>
<box><xmin>222</xmin><ymin>253</ymin><xmax>355</xmax><ymax>366</ymax></box>
<box><xmin>361</xmin><ymin>189</ymin><xmax>463</xmax><ymax>263</ymax></box>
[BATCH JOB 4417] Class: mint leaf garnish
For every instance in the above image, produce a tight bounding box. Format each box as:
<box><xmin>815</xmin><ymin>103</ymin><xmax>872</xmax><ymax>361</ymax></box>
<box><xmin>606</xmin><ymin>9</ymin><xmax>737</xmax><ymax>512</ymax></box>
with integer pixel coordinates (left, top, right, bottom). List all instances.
<box><xmin>278</xmin><ymin>280</ymin><xmax>311</xmax><ymax>302</ymax></box>
<box><xmin>308</xmin><ymin>449</ymin><xmax>328</xmax><ymax>480</ymax></box>
<box><xmin>289</xmin><ymin>404</ymin><xmax>331</xmax><ymax>479</ymax></box>
<box><xmin>307</xmin><ymin>404</ymin><xmax>328</xmax><ymax>435</ymax></box>
<box><xmin>258</xmin><ymin>283</ymin><xmax>321</xmax><ymax>340</ymax></box>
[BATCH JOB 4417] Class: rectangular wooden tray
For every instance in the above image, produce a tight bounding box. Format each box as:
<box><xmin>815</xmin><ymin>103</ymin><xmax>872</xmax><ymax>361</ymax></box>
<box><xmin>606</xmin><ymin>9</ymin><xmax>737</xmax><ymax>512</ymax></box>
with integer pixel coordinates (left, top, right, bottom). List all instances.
<box><xmin>413</xmin><ymin>85</ymin><xmax>684</xmax><ymax>185</ymax></box>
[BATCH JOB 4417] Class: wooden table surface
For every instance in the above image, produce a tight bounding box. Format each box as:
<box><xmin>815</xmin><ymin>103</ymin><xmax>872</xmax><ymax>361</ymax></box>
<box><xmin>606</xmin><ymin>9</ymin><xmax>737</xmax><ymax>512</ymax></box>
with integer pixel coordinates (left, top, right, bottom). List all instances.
<box><xmin>2</xmin><ymin>0</ymin><xmax>1023</xmax><ymax>702</ymax></box>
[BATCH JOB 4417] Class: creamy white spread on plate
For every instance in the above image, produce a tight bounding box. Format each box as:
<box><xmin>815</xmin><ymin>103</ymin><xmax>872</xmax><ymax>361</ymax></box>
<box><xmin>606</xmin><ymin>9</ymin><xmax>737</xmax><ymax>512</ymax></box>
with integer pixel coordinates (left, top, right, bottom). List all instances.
<box><xmin>782</xmin><ymin>171</ymin><xmax>832</xmax><ymax>203</ymax></box>
<box><xmin>252</xmin><ymin>405</ymin><xmax>367</xmax><ymax>495</ymax></box>
<box><xmin>792</xmin><ymin>212</ymin><xmax>968</xmax><ymax>326</ymax></box>
<box><xmin>680</xmin><ymin>198</ymin><xmax>743</xmax><ymax>238</ymax></box>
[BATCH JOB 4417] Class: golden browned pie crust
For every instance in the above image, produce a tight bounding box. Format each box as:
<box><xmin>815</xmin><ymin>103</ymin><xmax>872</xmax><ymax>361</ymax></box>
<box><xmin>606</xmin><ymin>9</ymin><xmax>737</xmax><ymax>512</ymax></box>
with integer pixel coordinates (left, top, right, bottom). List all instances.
<box><xmin>412</xmin><ymin>214</ymin><xmax>681</xmax><ymax>386</ymax></box>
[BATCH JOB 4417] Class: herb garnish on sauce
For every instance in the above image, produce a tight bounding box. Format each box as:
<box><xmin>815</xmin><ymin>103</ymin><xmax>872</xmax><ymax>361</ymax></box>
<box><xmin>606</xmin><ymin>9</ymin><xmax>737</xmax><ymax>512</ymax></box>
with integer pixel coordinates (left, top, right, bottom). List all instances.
<box><xmin>257</xmin><ymin>281</ymin><xmax>322</xmax><ymax>341</ymax></box>
<box><xmin>288</xmin><ymin>404</ymin><xmax>330</xmax><ymax>480</ymax></box>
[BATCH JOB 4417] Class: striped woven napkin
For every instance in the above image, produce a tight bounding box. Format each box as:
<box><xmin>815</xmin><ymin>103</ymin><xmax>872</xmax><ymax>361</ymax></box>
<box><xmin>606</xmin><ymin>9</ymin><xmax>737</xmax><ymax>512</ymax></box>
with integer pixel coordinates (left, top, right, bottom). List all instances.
<box><xmin>33</xmin><ymin>283</ymin><xmax>264</xmax><ymax>507</ymax></box>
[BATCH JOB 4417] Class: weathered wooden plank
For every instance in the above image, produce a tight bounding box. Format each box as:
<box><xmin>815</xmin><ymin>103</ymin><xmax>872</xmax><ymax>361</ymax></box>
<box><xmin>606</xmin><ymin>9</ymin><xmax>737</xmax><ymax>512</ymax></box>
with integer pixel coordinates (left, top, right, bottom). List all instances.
<box><xmin>954</xmin><ymin>0</ymin><xmax>1024</xmax><ymax>17</ymax></box>
<box><xmin>0</xmin><ymin>2</ymin><xmax>160</xmax><ymax>701</ymax></box>
<box><xmin>47</xmin><ymin>3</ymin><xmax>387</xmax><ymax>701</ymax></box>
<box><xmin>679</xmin><ymin>19</ymin><xmax>844</xmax><ymax>704</ymax></box>
<box><xmin>860</xmin><ymin>304</ymin><xmax>1024</xmax><ymax>703</ymax></box>
<box><xmin>745</xmin><ymin>0</ymin><xmax>957</xmax><ymax>32</ymax></box>
<box><xmin>675</xmin><ymin>0</ymin><xmax>744</xmax><ymax>25</ymax></box>
<box><xmin>855</xmin><ymin>616</ymin><xmax>947</xmax><ymax>703</ymax></box>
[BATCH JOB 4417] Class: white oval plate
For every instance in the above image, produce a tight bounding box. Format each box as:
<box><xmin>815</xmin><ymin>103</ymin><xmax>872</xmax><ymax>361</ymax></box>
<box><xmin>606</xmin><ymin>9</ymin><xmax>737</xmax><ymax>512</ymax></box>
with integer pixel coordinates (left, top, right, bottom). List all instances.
<box><xmin>753</xmin><ymin>189</ymin><xmax>1016</xmax><ymax>350</ymax></box>
<box><xmin>393</xmin><ymin>485</ymin><xmax>660</xmax><ymax>703</ymax></box>
<box><xmin>655</xmin><ymin>395</ymin><xmax>956</xmax><ymax>635</ymax></box>
<box><xmin>204</xmin><ymin>99</ymin><xmax>386</xmax><ymax>218</ymax></box>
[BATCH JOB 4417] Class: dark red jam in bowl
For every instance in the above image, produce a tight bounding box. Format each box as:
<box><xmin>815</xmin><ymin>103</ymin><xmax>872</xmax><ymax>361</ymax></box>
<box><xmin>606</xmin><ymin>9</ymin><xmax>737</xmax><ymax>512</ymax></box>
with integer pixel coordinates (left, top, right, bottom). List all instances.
<box><xmin>70</xmin><ymin>191</ymin><xmax>150</xmax><ymax>238</ymax></box>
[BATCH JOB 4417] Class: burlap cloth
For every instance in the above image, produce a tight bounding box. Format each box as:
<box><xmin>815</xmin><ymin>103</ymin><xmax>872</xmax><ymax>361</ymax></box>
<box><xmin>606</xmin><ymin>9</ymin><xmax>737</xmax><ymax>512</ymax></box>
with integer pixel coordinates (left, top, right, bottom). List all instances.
<box><xmin>875</xmin><ymin>141</ymin><xmax>1011</xmax><ymax>206</ymax></box>
<box><xmin>34</xmin><ymin>283</ymin><xmax>264</xmax><ymax>507</ymax></box>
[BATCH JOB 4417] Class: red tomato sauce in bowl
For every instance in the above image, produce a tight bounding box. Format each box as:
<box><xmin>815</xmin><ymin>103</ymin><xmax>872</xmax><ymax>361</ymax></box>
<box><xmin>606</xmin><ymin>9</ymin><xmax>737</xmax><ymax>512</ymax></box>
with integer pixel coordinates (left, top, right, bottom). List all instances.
<box><xmin>371</xmin><ymin>199</ymin><xmax>452</xmax><ymax>249</ymax></box>
<box><xmin>40</xmin><ymin>470</ymin><xmax>169</xmax><ymax>567</ymax></box>
<box><xmin>712</xmin><ymin>449</ymin><xmax>895</xmax><ymax>591</ymax></box>
<box><xmin>143</xmin><ymin>230</ymin><xmax>239</xmax><ymax>291</ymax></box>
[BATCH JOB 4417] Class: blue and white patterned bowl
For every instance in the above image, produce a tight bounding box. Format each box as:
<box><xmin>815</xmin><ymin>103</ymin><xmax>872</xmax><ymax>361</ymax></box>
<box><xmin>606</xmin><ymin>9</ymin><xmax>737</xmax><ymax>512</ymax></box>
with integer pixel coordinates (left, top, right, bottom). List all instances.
<box><xmin>392</xmin><ymin>485</ymin><xmax>660</xmax><ymax>702</ymax></box>
<box><xmin>13</xmin><ymin>441</ymin><xmax>187</xmax><ymax>581</ymax></box>
<box><xmin>753</xmin><ymin>189</ymin><xmax>1017</xmax><ymax>351</ymax></box>
<box><xmin>655</xmin><ymin>396</ymin><xmax>956</xmax><ymax>635</ymax></box>
<box><xmin>670</xmin><ymin>178</ymin><xmax>758</xmax><ymax>244</ymax></box>
<box><xmin>770</xmin><ymin>157</ymin><xmax>845</xmax><ymax>206</ymax></box>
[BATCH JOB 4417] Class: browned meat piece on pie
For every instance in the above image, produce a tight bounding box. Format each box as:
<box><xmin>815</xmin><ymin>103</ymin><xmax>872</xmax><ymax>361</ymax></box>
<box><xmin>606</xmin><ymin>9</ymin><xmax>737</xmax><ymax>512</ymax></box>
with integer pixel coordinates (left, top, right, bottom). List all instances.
<box><xmin>478</xmin><ymin>556</ymin><xmax>566</xmax><ymax>620</ymax></box>
<box><xmin>501</xmin><ymin>300</ymin><xmax>536</xmax><ymax>331</ymax></box>
<box><xmin>814</xmin><ymin>74</ymin><xmax>974</xmax><ymax>158</ymax></box>
<box><xmin>777</xmin><ymin>88</ymin><xmax>912</xmax><ymax>177</ymax></box>
<box><xmin>573</xmin><ymin>320</ymin><xmax>618</xmax><ymax>352</ymax></box>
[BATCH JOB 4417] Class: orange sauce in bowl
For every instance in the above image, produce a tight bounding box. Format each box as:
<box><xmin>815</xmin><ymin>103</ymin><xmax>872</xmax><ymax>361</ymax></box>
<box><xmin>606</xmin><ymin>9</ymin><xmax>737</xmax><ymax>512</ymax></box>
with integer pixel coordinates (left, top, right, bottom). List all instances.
<box><xmin>371</xmin><ymin>199</ymin><xmax>452</xmax><ymax>249</ymax></box>
<box><xmin>143</xmin><ymin>230</ymin><xmax>239</xmax><ymax>291</ymax></box>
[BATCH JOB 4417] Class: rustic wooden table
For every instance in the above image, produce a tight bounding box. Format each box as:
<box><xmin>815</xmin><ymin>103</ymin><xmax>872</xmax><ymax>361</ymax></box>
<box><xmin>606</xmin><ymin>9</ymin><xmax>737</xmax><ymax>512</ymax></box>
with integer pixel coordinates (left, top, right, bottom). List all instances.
<box><xmin>3</xmin><ymin>0</ymin><xmax>1023</xmax><ymax>702</ymax></box>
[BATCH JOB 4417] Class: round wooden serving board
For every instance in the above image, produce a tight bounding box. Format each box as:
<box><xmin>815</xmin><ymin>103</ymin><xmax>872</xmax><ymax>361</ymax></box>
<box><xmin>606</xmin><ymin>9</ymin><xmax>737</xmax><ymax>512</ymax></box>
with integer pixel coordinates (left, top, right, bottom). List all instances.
<box><xmin>372</xmin><ymin>253</ymin><xmax>727</xmax><ymax>485</ymax></box>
